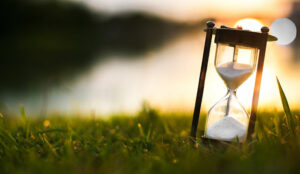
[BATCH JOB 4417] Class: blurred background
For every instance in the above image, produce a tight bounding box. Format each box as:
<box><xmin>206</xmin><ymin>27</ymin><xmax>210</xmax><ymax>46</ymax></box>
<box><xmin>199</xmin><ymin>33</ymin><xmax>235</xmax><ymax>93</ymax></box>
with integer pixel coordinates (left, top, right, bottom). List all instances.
<box><xmin>0</xmin><ymin>0</ymin><xmax>299</xmax><ymax>117</ymax></box>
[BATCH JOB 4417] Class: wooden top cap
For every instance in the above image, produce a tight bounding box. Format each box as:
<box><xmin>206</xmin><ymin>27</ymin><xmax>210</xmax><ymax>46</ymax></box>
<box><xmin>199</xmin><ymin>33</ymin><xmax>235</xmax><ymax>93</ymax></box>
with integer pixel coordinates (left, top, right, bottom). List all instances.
<box><xmin>204</xmin><ymin>22</ymin><xmax>277</xmax><ymax>48</ymax></box>
<box><xmin>214</xmin><ymin>27</ymin><xmax>277</xmax><ymax>48</ymax></box>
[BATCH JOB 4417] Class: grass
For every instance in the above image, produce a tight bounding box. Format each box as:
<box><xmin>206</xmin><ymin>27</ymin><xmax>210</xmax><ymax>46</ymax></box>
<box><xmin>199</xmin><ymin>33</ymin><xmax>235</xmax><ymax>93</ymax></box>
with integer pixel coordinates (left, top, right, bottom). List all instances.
<box><xmin>0</xmin><ymin>108</ymin><xmax>300</xmax><ymax>174</ymax></box>
<box><xmin>0</xmin><ymin>79</ymin><xmax>300</xmax><ymax>174</ymax></box>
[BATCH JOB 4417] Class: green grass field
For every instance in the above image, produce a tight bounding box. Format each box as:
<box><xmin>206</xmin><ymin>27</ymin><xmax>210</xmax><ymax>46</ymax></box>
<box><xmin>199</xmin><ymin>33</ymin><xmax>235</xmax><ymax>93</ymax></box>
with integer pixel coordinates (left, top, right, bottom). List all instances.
<box><xmin>0</xmin><ymin>106</ymin><xmax>300</xmax><ymax>174</ymax></box>
<box><xmin>1</xmin><ymin>79</ymin><xmax>300</xmax><ymax>174</ymax></box>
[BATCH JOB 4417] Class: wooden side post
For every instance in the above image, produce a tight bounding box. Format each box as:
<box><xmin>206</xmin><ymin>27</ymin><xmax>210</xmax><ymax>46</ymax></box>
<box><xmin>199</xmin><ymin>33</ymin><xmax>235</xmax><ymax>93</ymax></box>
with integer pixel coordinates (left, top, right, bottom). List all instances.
<box><xmin>247</xmin><ymin>26</ymin><xmax>269</xmax><ymax>140</ymax></box>
<box><xmin>190</xmin><ymin>21</ymin><xmax>215</xmax><ymax>141</ymax></box>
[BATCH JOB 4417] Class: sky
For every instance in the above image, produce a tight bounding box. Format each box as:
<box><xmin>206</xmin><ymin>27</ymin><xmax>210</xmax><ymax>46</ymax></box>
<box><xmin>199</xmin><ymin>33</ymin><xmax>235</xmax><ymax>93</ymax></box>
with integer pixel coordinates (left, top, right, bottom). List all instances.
<box><xmin>81</xmin><ymin>0</ymin><xmax>294</xmax><ymax>22</ymax></box>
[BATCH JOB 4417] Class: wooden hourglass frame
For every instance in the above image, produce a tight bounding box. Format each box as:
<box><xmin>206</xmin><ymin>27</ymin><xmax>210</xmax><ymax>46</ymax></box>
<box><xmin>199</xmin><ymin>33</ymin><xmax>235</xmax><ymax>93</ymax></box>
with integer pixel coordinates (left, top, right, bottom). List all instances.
<box><xmin>190</xmin><ymin>21</ymin><xmax>277</xmax><ymax>142</ymax></box>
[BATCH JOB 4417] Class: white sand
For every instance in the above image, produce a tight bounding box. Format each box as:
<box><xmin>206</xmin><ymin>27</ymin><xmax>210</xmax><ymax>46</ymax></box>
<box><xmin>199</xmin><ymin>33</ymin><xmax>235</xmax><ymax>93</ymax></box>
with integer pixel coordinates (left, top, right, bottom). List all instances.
<box><xmin>216</xmin><ymin>62</ymin><xmax>253</xmax><ymax>90</ymax></box>
<box><xmin>206</xmin><ymin>116</ymin><xmax>247</xmax><ymax>142</ymax></box>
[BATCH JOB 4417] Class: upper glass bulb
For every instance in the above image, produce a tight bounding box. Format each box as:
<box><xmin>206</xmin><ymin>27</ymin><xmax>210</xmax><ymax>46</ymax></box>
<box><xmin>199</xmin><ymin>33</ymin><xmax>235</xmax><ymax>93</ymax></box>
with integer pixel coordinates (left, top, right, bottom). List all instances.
<box><xmin>215</xmin><ymin>43</ymin><xmax>258</xmax><ymax>90</ymax></box>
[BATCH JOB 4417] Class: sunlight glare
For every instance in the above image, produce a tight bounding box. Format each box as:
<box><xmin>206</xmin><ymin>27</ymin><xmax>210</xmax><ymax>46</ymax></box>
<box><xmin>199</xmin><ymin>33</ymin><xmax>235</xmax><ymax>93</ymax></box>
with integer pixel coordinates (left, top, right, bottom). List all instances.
<box><xmin>234</xmin><ymin>18</ymin><xmax>263</xmax><ymax>32</ymax></box>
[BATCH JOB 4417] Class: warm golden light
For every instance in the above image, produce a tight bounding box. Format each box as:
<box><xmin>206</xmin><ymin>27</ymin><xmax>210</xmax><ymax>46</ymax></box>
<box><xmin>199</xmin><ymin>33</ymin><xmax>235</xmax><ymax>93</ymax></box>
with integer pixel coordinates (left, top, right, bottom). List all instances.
<box><xmin>234</xmin><ymin>18</ymin><xmax>263</xmax><ymax>32</ymax></box>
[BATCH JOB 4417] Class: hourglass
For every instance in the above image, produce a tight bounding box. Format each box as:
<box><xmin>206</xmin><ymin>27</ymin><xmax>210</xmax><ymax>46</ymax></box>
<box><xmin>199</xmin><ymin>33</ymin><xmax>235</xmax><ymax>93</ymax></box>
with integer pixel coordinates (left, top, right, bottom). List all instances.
<box><xmin>190</xmin><ymin>21</ymin><xmax>277</xmax><ymax>143</ymax></box>
<box><xmin>206</xmin><ymin>43</ymin><xmax>258</xmax><ymax>142</ymax></box>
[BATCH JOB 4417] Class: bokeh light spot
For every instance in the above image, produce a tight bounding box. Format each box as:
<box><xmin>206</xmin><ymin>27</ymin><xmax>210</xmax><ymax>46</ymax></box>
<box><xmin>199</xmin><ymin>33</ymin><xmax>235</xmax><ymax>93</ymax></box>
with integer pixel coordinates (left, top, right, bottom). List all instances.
<box><xmin>270</xmin><ymin>18</ymin><xmax>297</xmax><ymax>45</ymax></box>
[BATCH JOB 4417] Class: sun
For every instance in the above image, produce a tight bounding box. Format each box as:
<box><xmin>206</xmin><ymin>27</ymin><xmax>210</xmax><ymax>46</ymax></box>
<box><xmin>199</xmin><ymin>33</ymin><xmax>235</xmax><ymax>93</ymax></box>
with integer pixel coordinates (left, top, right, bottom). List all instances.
<box><xmin>234</xmin><ymin>18</ymin><xmax>263</xmax><ymax>32</ymax></box>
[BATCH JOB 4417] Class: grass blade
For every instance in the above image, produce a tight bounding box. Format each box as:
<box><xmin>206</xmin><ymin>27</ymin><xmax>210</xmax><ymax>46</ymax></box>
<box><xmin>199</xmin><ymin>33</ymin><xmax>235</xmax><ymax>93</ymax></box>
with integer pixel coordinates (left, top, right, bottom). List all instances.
<box><xmin>276</xmin><ymin>77</ymin><xmax>295</xmax><ymax>135</ymax></box>
<box><xmin>137</xmin><ymin>123</ymin><xmax>145</xmax><ymax>137</ymax></box>
<box><xmin>42</xmin><ymin>133</ymin><xmax>58</xmax><ymax>157</ymax></box>
<box><xmin>20</xmin><ymin>104</ymin><xmax>30</xmax><ymax>139</ymax></box>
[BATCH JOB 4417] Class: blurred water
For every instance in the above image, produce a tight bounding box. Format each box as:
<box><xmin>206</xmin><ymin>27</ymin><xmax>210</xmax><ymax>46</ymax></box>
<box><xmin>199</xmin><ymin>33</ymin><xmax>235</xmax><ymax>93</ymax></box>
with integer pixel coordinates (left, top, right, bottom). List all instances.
<box><xmin>1</xmin><ymin>27</ymin><xmax>300</xmax><ymax>117</ymax></box>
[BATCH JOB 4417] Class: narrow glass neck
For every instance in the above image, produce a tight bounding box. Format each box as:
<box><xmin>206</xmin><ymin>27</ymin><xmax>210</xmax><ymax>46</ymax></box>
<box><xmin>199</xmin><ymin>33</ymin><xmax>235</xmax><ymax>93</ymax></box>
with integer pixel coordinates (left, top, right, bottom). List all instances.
<box><xmin>226</xmin><ymin>89</ymin><xmax>236</xmax><ymax>95</ymax></box>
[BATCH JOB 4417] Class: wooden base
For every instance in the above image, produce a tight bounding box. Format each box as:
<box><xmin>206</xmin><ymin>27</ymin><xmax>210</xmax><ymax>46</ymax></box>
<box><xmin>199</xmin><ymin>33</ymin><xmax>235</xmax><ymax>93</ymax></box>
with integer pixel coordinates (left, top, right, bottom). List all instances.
<box><xmin>200</xmin><ymin>136</ymin><xmax>243</xmax><ymax>146</ymax></box>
